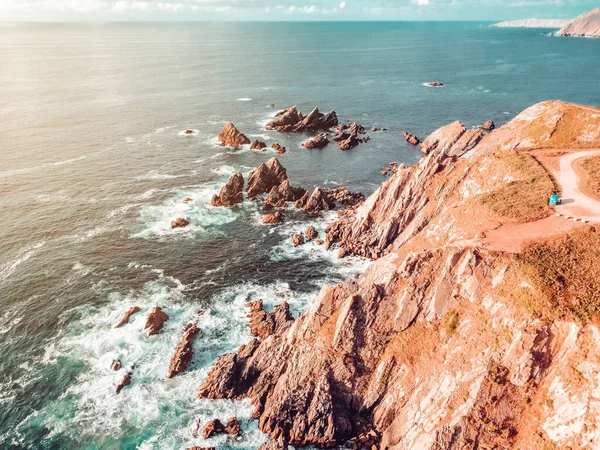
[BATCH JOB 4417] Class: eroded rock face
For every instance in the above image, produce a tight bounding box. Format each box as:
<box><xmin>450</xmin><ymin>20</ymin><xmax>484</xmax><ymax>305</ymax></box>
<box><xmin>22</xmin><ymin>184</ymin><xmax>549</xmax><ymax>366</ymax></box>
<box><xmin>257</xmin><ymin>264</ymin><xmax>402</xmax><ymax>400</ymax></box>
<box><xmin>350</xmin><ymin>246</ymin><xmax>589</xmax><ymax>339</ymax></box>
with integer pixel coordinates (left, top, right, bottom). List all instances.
<box><xmin>266</xmin><ymin>106</ymin><xmax>338</xmax><ymax>132</ymax></box>
<box><xmin>113</xmin><ymin>306</ymin><xmax>141</xmax><ymax>328</ymax></box>
<box><xmin>171</xmin><ymin>217</ymin><xmax>190</xmax><ymax>229</ymax></box>
<box><xmin>218</xmin><ymin>122</ymin><xmax>250</xmax><ymax>148</ymax></box>
<box><xmin>246</xmin><ymin>158</ymin><xmax>288</xmax><ymax>198</ymax></box>
<box><xmin>328</xmin><ymin>187</ymin><xmax>365</xmax><ymax>209</ymax></box>
<box><xmin>302</xmin><ymin>133</ymin><xmax>329</xmax><ymax>149</ymax></box>
<box><xmin>557</xmin><ymin>7</ymin><xmax>600</xmax><ymax>37</ymax></box>
<box><xmin>265</xmin><ymin>180</ymin><xmax>306</xmax><ymax>207</ymax></box>
<box><xmin>168</xmin><ymin>324</ymin><xmax>200</xmax><ymax>378</ymax></box>
<box><xmin>203</xmin><ymin>419</ymin><xmax>225</xmax><ymax>439</ymax></box>
<box><xmin>258</xmin><ymin>438</ymin><xmax>288</xmax><ymax>450</ymax></box>
<box><xmin>144</xmin><ymin>307</ymin><xmax>169</xmax><ymax>336</ymax></box>
<box><xmin>211</xmin><ymin>172</ymin><xmax>244</xmax><ymax>207</ymax></box>
<box><xmin>251</xmin><ymin>139</ymin><xmax>267</xmax><ymax>150</ymax></box>
<box><xmin>402</xmin><ymin>131</ymin><xmax>420</xmax><ymax>145</ymax></box>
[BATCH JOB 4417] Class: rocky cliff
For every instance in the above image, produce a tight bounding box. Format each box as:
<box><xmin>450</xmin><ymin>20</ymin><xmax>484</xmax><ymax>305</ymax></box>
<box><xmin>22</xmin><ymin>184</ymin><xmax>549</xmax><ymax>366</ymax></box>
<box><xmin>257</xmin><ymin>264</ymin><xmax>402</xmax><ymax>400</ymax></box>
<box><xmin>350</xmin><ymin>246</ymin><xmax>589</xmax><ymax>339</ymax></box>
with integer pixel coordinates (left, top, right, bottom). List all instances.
<box><xmin>199</xmin><ymin>101</ymin><xmax>600</xmax><ymax>449</ymax></box>
<box><xmin>557</xmin><ymin>7</ymin><xmax>600</xmax><ymax>37</ymax></box>
<box><xmin>492</xmin><ymin>19</ymin><xmax>570</xmax><ymax>28</ymax></box>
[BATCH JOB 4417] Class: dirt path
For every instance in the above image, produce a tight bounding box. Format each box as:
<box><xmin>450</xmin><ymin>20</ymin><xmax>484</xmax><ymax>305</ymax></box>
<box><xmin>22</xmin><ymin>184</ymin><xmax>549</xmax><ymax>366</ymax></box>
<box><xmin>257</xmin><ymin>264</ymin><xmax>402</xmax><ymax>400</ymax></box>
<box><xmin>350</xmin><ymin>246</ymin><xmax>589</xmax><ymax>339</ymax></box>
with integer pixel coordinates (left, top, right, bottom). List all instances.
<box><xmin>468</xmin><ymin>150</ymin><xmax>600</xmax><ymax>253</ymax></box>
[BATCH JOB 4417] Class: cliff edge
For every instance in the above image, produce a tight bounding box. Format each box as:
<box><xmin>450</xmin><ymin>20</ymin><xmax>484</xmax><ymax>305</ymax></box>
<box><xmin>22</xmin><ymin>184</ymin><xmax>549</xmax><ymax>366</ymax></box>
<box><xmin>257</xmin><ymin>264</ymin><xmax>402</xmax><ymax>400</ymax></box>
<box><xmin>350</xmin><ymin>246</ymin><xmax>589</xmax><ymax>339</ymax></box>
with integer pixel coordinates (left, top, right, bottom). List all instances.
<box><xmin>557</xmin><ymin>7</ymin><xmax>600</xmax><ymax>37</ymax></box>
<box><xmin>199</xmin><ymin>101</ymin><xmax>600</xmax><ymax>450</ymax></box>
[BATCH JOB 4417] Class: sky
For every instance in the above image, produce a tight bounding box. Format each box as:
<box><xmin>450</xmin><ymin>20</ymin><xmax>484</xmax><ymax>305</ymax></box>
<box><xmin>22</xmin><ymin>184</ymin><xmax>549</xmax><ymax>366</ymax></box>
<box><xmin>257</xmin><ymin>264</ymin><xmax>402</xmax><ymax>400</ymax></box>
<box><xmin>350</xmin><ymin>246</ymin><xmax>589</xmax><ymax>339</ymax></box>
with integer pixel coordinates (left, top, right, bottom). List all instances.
<box><xmin>0</xmin><ymin>0</ymin><xmax>596</xmax><ymax>22</ymax></box>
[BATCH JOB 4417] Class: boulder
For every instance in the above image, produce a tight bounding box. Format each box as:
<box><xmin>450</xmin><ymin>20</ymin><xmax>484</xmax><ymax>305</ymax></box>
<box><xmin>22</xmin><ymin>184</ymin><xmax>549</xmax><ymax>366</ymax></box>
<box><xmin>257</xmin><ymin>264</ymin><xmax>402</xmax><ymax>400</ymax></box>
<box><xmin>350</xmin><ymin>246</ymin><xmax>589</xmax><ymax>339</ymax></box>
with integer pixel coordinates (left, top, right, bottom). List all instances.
<box><xmin>292</xmin><ymin>232</ymin><xmax>305</xmax><ymax>247</ymax></box>
<box><xmin>246</xmin><ymin>158</ymin><xmax>288</xmax><ymax>197</ymax></box>
<box><xmin>338</xmin><ymin>135</ymin><xmax>360</xmax><ymax>150</ymax></box>
<box><xmin>115</xmin><ymin>370</ymin><xmax>132</xmax><ymax>394</ymax></box>
<box><xmin>203</xmin><ymin>419</ymin><xmax>225</xmax><ymax>439</ymax></box>
<box><xmin>183</xmin><ymin>197</ymin><xmax>193</xmax><ymax>203</ymax></box>
<box><xmin>211</xmin><ymin>172</ymin><xmax>244</xmax><ymax>207</ymax></box>
<box><xmin>271</xmin><ymin>143</ymin><xmax>286</xmax><ymax>154</ymax></box>
<box><xmin>217</xmin><ymin>122</ymin><xmax>250</xmax><ymax>148</ymax></box>
<box><xmin>338</xmin><ymin>248</ymin><xmax>347</xmax><ymax>258</ymax></box>
<box><xmin>265</xmin><ymin>180</ymin><xmax>306</xmax><ymax>207</ymax></box>
<box><xmin>263</xmin><ymin>211</ymin><xmax>284</xmax><ymax>224</ymax></box>
<box><xmin>480</xmin><ymin>120</ymin><xmax>495</xmax><ymax>131</ymax></box>
<box><xmin>171</xmin><ymin>217</ymin><xmax>190</xmax><ymax>229</ymax></box>
<box><xmin>371</xmin><ymin>127</ymin><xmax>379</xmax><ymax>132</ymax></box>
<box><xmin>402</xmin><ymin>131</ymin><xmax>420</xmax><ymax>145</ymax></box>
<box><xmin>315</xmin><ymin>238</ymin><xmax>324</xmax><ymax>245</ymax></box>
<box><xmin>302</xmin><ymin>133</ymin><xmax>329</xmax><ymax>149</ymax></box>
<box><xmin>168</xmin><ymin>323</ymin><xmax>200</xmax><ymax>378</ymax></box>
<box><xmin>305</xmin><ymin>226</ymin><xmax>319</xmax><ymax>241</ymax></box>
<box><xmin>144</xmin><ymin>307</ymin><xmax>169</xmax><ymax>336</ymax></box>
<box><xmin>225</xmin><ymin>417</ymin><xmax>241</xmax><ymax>437</ymax></box>
<box><xmin>110</xmin><ymin>359</ymin><xmax>122</xmax><ymax>371</ymax></box>
<box><xmin>266</xmin><ymin>106</ymin><xmax>338</xmax><ymax>132</ymax></box>
<box><xmin>113</xmin><ymin>306</ymin><xmax>141</xmax><ymax>328</ymax></box>
<box><xmin>251</xmin><ymin>139</ymin><xmax>267</xmax><ymax>150</ymax></box>
<box><xmin>184</xmin><ymin>129</ymin><xmax>194</xmax><ymax>135</ymax></box>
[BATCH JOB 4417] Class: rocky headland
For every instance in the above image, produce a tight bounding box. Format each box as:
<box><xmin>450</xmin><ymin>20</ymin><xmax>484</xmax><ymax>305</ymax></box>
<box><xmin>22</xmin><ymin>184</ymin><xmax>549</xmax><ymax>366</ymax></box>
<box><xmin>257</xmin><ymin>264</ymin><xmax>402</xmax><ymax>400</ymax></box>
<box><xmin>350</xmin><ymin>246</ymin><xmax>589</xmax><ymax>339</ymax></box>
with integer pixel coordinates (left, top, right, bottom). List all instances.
<box><xmin>197</xmin><ymin>100</ymin><xmax>600</xmax><ymax>450</ymax></box>
<box><xmin>557</xmin><ymin>7</ymin><xmax>600</xmax><ymax>37</ymax></box>
<box><xmin>491</xmin><ymin>19</ymin><xmax>570</xmax><ymax>28</ymax></box>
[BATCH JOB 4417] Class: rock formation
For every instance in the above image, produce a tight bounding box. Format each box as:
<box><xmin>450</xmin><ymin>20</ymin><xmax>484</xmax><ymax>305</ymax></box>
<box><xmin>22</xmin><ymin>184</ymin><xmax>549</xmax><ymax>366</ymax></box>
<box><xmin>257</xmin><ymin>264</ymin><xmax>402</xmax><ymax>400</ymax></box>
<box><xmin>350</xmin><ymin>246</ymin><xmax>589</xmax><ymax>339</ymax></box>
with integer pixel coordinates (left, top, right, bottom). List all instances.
<box><xmin>116</xmin><ymin>369</ymin><xmax>132</xmax><ymax>394</ymax></box>
<box><xmin>197</xmin><ymin>101</ymin><xmax>600</xmax><ymax>449</ymax></box>
<box><xmin>203</xmin><ymin>419</ymin><xmax>225</xmax><ymax>439</ymax></box>
<box><xmin>305</xmin><ymin>226</ymin><xmax>319</xmax><ymax>241</ymax></box>
<box><xmin>251</xmin><ymin>139</ymin><xmax>267</xmax><ymax>150</ymax></box>
<box><xmin>424</xmin><ymin>81</ymin><xmax>444</xmax><ymax>87</ymax></box>
<box><xmin>168</xmin><ymin>324</ymin><xmax>200</xmax><ymax>378</ymax></box>
<box><xmin>338</xmin><ymin>135</ymin><xmax>359</xmax><ymax>150</ymax></box>
<box><xmin>258</xmin><ymin>438</ymin><xmax>288</xmax><ymax>450</ymax></box>
<box><xmin>480</xmin><ymin>119</ymin><xmax>495</xmax><ymax>131</ymax></box>
<box><xmin>211</xmin><ymin>172</ymin><xmax>244</xmax><ymax>207</ymax></box>
<box><xmin>263</xmin><ymin>211</ymin><xmax>284</xmax><ymax>224</ymax></box>
<box><xmin>113</xmin><ymin>306</ymin><xmax>140</xmax><ymax>328</ymax></box>
<box><xmin>266</xmin><ymin>106</ymin><xmax>338</xmax><ymax>132</ymax></box>
<box><xmin>265</xmin><ymin>180</ymin><xmax>306</xmax><ymax>207</ymax></box>
<box><xmin>110</xmin><ymin>359</ymin><xmax>122</xmax><ymax>371</ymax></box>
<box><xmin>217</xmin><ymin>122</ymin><xmax>250</xmax><ymax>148</ymax></box>
<box><xmin>225</xmin><ymin>417</ymin><xmax>241</xmax><ymax>436</ymax></box>
<box><xmin>246</xmin><ymin>158</ymin><xmax>287</xmax><ymax>197</ymax></box>
<box><xmin>183</xmin><ymin>197</ymin><xmax>193</xmax><ymax>203</ymax></box>
<box><xmin>171</xmin><ymin>217</ymin><xmax>190</xmax><ymax>229</ymax></box>
<box><xmin>144</xmin><ymin>307</ymin><xmax>169</xmax><ymax>336</ymax></box>
<box><xmin>295</xmin><ymin>187</ymin><xmax>335</xmax><ymax>214</ymax></box>
<box><xmin>292</xmin><ymin>232</ymin><xmax>305</xmax><ymax>247</ymax></box>
<box><xmin>491</xmin><ymin>18</ymin><xmax>570</xmax><ymax>28</ymax></box>
<box><xmin>271</xmin><ymin>143</ymin><xmax>286</xmax><ymax>154</ymax></box>
<box><xmin>302</xmin><ymin>133</ymin><xmax>329</xmax><ymax>149</ymax></box>
<box><xmin>402</xmin><ymin>131</ymin><xmax>420</xmax><ymax>145</ymax></box>
<box><xmin>557</xmin><ymin>7</ymin><xmax>600</xmax><ymax>37</ymax></box>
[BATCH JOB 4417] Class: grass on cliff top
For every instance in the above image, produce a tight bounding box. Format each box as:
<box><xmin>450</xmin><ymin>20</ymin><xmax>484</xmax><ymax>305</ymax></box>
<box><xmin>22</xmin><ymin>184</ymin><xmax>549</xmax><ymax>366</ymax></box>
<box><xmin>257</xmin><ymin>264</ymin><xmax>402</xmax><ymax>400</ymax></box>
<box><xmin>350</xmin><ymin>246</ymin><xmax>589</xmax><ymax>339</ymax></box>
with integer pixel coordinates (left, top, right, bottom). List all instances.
<box><xmin>516</xmin><ymin>226</ymin><xmax>600</xmax><ymax>323</ymax></box>
<box><xmin>579</xmin><ymin>155</ymin><xmax>600</xmax><ymax>200</ymax></box>
<box><xmin>479</xmin><ymin>151</ymin><xmax>554</xmax><ymax>223</ymax></box>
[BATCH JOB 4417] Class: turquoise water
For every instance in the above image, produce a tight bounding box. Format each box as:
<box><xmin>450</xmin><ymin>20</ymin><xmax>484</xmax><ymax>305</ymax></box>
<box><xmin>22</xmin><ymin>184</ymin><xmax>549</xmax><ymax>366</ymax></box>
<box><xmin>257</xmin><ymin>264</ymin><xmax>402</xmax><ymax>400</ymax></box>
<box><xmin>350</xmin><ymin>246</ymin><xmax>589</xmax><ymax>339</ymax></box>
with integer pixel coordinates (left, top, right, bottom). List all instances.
<box><xmin>0</xmin><ymin>22</ymin><xmax>598</xmax><ymax>449</ymax></box>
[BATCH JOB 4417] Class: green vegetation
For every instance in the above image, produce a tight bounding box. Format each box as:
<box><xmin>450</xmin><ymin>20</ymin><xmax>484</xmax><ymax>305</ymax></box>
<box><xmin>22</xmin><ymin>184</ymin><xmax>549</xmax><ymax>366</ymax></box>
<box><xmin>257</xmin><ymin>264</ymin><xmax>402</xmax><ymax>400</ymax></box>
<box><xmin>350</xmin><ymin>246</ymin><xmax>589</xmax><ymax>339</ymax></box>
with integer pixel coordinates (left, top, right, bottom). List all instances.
<box><xmin>445</xmin><ymin>309</ymin><xmax>460</xmax><ymax>336</ymax></box>
<box><xmin>479</xmin><ymin>151</ymin><xmax>555</xmax><ymax>222</ymax></box>
<box><xmin>516</xmin><ymin>226</ymin><xmax>600</xmax><ymax>323</ymax></box>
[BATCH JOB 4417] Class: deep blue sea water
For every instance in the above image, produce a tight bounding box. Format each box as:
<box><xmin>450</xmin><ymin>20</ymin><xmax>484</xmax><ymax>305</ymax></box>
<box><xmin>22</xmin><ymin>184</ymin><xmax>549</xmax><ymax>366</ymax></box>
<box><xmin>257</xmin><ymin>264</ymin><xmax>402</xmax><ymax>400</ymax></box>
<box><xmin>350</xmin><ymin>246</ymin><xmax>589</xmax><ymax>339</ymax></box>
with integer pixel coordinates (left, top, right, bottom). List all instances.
<box><xmin>0</xmin><ymin>22</ymin><xmax>599</xmax><ymax>449</ymax></box>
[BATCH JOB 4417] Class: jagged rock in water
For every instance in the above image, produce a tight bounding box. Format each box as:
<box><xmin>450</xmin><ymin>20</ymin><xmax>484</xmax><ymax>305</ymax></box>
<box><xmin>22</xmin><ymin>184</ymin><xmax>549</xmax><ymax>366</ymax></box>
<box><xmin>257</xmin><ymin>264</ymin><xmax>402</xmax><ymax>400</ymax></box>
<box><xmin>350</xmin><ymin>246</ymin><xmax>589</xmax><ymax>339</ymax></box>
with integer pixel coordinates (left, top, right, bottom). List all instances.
<box><xmin>144</xmin><ymin>307</ymin><xmax>169</xmax><ymax>336</ymax></box>
<box><xmin>116</xmin><ymin>370</ymin><xmax>132</xmax><ymax>394</ymax></box>
<box><xmin>171</xmin><ymin>217</ymin><xmax>190</xmax><ymax>229</ymax></box>
<box><xmin>271</xmin><ymin>143</ymin><xmax>286</xmax><ymax>154</ymax></box>
<box><xmin>338</xmin><ymin>135</ymin><xmax>360</xmax><ymax>150</ymax></box>
<box><xmin>302</xmin><ymin>188</ymin><xmax>335</xmax><ymax>214</ymax></box>
<box><xmin>263</xmin><ymin>211</ymin><xmax>284</xmax><ymax>224</ymax></box>
<box><xmin>247</xmin><ymin>299</ymin><xmax>294</xmax><ymax>339</ymax></box>
<box><xmin>203</xmin><ymin>419</ymin><xmax>225</xmax><ymax>439</ymax></box>
<box><xmin>168</xmin><ymin>324</ymin><xmax>200</xmax><ymax>378</ymax></box>
<box><xmin>348</xmin><ymin>122</ymin><xmax>366</xmax><ymax>135</ymax></box>
<box><xmin>402</xmin><ymin>131</ymin><xmax>420</xmax><ymax>145</ymax></box>
<box><xmin>183</xmin><ymin>196</ymin><xmax>193</xmax><ymax>203</ymax></box>
<box><xmin>332</xmin><ymin>131</ymin><xmax>351</xmax><ymax>142</ymax></box>
<box><xmin>218</xmin><ymin>122</ymin><xmax>250</xmax><ymax>148</ymax></box>
<box><xmin>246</xmin><ymin>158</ymin><xmax>288</xmax><ymax>198</ymax></box>
<box><xmin>113</xmin><ymin>306</ymin><xmax>140</xmax><ymax>328</ymax></box>
<box><xmin>425</xmin><ymin>81</ymin><xmax>444</xmax><ymax>87</ymax></box>
<box><xmin>305</xmin><ymin>226</ymin><xmax>319</xmax><ymax>241</ymax></box>
<box><xmin>251</xmin><ymin>139</ymin><xmax>267</xmax><ymax>150</ymax></box>
<box><xmin>110</xmin><ymin>359</ymin><xmax>122</xmax><ymax>371</ymax></box>
<box><xmin>265</xmin><ymin>180</ymin><xmax>306</xmax><ymax>207</ymax></box>
<box><xmin>292</xmin><ymin>232</ymin><xmax>305</xmax><ymax>247</ymax></box>
<box><xmin>302</xmin><ymin>133</ymin><xmax>330</xmax><ymax>149</ymax></box>
<box><xmin>266</xmin><ymin>106</ymin><xmax>338</xmax><ymax>132</ymax></box>
<box><xmin>480</xmin><ymin>120</ymin><xmax>495</xmax><ymax>131</ymax></box>
<box><xmin>328</xmin><ymin>187</ymin><xmax>365</xmax><ymax>208</ymax></box>
<box><xmin>225</xmin><ymin>417</ymin><xmax>241</xmax><ymax>437</ymax></box>
<box><xmin>211</xmin><ymin>172</ymin><xmax>244</xmax><ymax>207</ymax></box>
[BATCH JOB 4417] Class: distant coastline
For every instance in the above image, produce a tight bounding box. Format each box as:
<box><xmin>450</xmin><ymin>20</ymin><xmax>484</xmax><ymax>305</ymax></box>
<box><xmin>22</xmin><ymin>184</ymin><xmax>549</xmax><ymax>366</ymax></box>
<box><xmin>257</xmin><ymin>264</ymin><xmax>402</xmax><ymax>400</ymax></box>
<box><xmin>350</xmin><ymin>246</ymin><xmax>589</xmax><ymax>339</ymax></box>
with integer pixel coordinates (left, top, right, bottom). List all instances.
<box><xmin>491</xmin><ymin>18</ymin><xmax>570</xmax><ymax>28</ymax></box>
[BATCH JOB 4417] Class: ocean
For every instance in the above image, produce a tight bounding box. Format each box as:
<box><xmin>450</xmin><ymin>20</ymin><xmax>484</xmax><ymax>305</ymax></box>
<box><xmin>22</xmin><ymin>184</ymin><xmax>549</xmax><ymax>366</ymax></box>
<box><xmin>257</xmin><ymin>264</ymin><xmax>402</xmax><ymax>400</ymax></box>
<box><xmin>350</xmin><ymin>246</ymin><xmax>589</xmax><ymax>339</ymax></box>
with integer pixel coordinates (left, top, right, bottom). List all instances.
<box><xmin>0</xmin><ymin>22</ymin><xmax>598</xmax><ymax>449</ymax></box>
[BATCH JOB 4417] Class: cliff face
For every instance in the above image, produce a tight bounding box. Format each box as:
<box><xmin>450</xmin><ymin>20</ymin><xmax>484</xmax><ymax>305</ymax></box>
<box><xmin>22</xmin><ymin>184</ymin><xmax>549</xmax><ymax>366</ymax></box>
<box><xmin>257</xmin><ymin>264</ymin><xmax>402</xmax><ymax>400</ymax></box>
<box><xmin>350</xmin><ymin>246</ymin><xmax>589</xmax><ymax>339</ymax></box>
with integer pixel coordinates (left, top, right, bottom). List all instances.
<box><xmin>491</xmin><ymin>19</ymin><xmax>570</xmax><ymax>28</ymax></box>
<box><xmin>557</xmin><ymin>7</ymin><xmax>600</xmax><ymax>37</ymax></box>
<box><xmin>199</xmin><ymin>101</ymin><xmax>600</xmax><ymax>449</ymax></box>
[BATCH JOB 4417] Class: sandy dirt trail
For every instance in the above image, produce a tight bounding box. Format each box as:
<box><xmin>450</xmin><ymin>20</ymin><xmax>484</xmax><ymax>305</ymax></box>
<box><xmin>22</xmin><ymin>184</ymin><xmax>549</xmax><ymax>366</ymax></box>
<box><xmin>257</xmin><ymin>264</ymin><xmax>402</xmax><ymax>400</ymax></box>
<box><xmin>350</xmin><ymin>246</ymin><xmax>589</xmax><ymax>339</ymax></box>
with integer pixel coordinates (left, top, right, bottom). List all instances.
<box><xmin>555</xmin><ymin>150</ymin><xmax>600</xmax><ymax>222</ymax></box>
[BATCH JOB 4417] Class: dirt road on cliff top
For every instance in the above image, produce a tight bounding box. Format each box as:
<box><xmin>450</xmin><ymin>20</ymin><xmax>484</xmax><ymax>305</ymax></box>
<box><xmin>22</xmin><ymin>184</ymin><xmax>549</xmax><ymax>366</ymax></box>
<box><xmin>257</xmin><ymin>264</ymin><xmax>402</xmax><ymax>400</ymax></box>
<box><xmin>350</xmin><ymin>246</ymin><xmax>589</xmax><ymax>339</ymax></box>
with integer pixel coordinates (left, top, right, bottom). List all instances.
<box><xmin>477</xmin><ymin>149</ymin><xmax>600</xmax><ymax>253</ymax></box>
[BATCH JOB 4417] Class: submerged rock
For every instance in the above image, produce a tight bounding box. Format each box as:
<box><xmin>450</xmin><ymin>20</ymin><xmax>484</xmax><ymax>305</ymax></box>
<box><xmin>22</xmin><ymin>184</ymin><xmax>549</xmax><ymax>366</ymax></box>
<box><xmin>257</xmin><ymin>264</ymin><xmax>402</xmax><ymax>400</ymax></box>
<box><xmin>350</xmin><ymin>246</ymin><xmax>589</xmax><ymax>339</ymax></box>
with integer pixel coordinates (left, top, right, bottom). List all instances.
<box><xmin>110</xmin><ymin>359</ymin><xmax>122</xmax><ymax>371</ymax></box>
<box><xmin>402</xmin><ymin>131</ymin><xmax>420</xmax><ymax>145</ymax></box>
<box><xmin>271</xmin><ymin>143</ymin><xmax>286</xmax><ymax>154</ymax></box>
<box><xmin>183</xmin><ymin>196</ymin><xmax>193</xmax><ymax>203</ymax></box>
<box><xmin>144</xmin><ymin>307</ymin><xmax>169</xmax><ymax>336</ymax></box>
<box><xmin>115</xmin><ymin>370</ymin><xmax>132</xmax><ymax>394</ymax></box>
<box><xmin>168</xmin><ymin>324</ymin><xmax>200</xmax><ymax>378</ymax></box>
<box><xmin>266</xmin><ymin>106</ymin><xmax>338</xmax><ymax>132</ymax></box>
<box><xmin>184</xmin><ymin>129</ymin><xmax>194</xmax><ymax>135</ymax></box>
<box><xmin>217</xmin><ymin>122</ymin><xmax>250</xmax><ymax>148</ymax></box>
<box><xmin>171</xmin><ymin>217</ymin><xmax>190</xmax><ymax>229</ymax></box>
<box><xmin>425</xmin><ymin>81</ymin><xmax>444</xmax><ymax>87</ymax></box>
<box><xmin>113</xmin><ymin>306</ymin><xmax>141</xmax><ymax>328</ymax></box>
<box><xmin>211</xmin><ymin>172</ymin><xmax>244</xmax><ymax>207</ymax></box>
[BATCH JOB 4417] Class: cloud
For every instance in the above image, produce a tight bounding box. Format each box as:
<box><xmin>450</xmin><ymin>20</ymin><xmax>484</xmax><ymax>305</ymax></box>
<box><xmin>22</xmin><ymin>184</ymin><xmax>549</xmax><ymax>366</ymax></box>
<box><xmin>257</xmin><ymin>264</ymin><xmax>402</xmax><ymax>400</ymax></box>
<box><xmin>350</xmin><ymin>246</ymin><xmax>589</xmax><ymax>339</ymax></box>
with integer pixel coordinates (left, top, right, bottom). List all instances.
<box><xmin>339</xmin><ymin>1</ymin><xmax>345</xmax><ymax>8</ymax></box>
<box><xmin>411</xmin><ymin>0</ymin><xmax>429</xmax><ymax>5</ymax></box>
